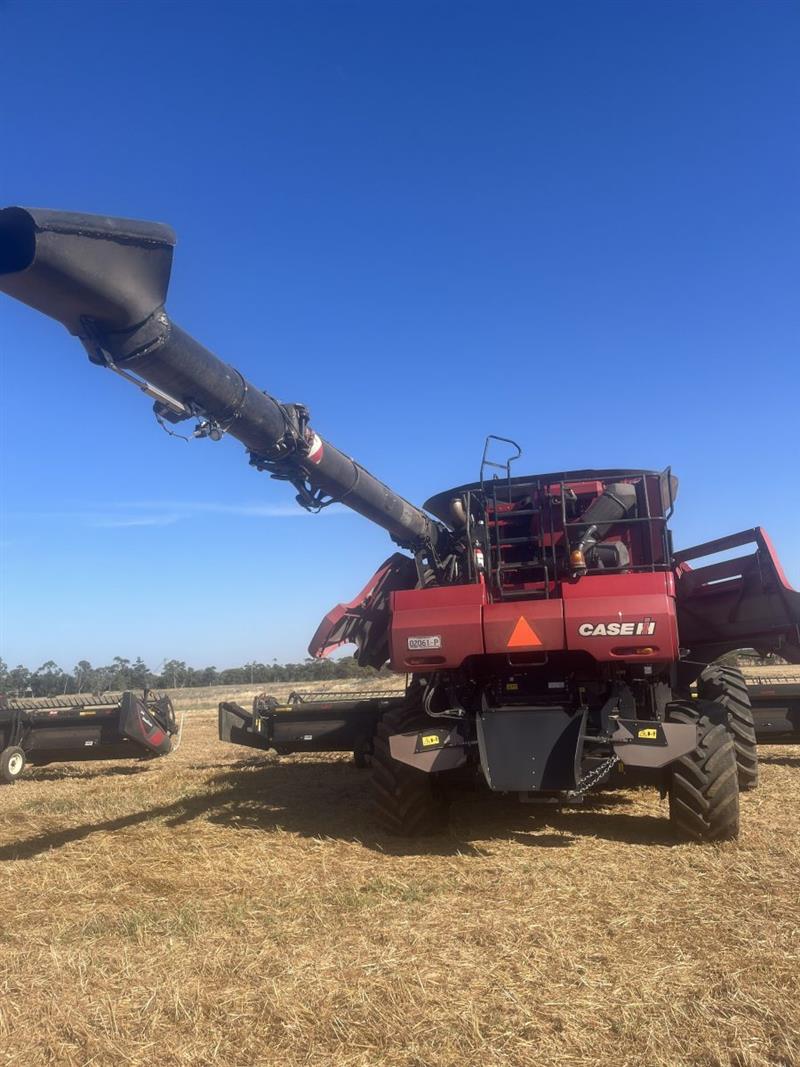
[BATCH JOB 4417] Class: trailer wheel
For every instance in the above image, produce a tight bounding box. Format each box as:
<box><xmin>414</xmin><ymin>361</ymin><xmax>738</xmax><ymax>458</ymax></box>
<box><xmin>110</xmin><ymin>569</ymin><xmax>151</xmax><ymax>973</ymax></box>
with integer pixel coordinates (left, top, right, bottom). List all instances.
<box><xmin>370</xmin><ymin>698</ymin><xmax>449</xmax><ymax>836</ymax></box>
<box><xmin>667</xmin><ymin>700</ymin><xmax>739</xmax><ymax>842</ymax></box>
<box><xmin>0</xmin><ymin>746</ymin><xmax>26</xmax><ymax>784</ymax></box>
<box><xmin>698</xmin><ymin>664</ymin><xmax>759</xmax><ymax>791</ymax></box>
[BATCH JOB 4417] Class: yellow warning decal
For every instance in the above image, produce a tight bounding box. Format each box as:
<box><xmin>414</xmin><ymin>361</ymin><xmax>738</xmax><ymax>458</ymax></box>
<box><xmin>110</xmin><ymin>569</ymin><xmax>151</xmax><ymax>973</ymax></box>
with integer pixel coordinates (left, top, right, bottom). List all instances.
<box><xmin>638</xmin><ymin>728</ymin><xmax>658</xmax><ymax>740</ymax></box>
<box><xmin>420</xmin><ymin>733</ymin><xmax>441</xmax><ymax>748</ymax></box>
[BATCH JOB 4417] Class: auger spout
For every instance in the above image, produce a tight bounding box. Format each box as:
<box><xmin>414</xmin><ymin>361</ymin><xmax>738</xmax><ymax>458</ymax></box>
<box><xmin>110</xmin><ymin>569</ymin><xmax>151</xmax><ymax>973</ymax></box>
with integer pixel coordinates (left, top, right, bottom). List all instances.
<box><xmin>0</xmin><ymin>207</ymin><xmax>444</xmax><ymax>550</ymax></box>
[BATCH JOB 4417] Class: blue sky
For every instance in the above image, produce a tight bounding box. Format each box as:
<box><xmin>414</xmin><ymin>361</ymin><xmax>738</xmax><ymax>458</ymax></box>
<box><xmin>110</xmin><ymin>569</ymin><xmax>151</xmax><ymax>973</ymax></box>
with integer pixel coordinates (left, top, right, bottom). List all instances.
<box><xmin>1</xmin><ymin>0</ymin><xmax>798</xmax><ymax>671</ymax></box>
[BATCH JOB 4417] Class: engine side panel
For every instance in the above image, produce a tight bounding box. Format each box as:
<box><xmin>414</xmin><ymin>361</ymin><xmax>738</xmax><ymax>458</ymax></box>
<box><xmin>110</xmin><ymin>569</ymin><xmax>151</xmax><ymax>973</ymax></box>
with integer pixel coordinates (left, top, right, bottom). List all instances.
<box><xmin>562</xmin><ymin>572</ymin><xmax>679</xmax><ymax>663</ymax></box>
<box><xmin>389</xmin><ymin>584</ymin><xmax>486</xmax><ymax>670</ymax></box>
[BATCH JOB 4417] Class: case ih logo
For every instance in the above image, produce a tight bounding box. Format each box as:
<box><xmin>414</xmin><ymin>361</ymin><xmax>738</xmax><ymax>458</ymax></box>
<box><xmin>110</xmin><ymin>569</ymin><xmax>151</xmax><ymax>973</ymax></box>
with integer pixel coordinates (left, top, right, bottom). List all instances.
<box><xmin>578</xmin><ymin>618</ymin><xmax>656</xmax><ymax>637</ymax></box>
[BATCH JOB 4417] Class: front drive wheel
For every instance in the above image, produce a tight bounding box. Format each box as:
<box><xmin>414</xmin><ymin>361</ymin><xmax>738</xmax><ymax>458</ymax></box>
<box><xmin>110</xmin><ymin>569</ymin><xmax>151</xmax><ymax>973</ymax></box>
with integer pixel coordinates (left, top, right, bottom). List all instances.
<box><xmin>370</xmin><ymin>697</ymin><xmax>449</xmax><ymax>836</ymax></box>
<box><xmin>667</xmin><ymin>701</ymin><xmax>739</xmax><ymax>842</ymax></box>
<box><xmin>0</xmin><ymin>745</ymin><xmax>26</xmax><ymax>784</ymax></box>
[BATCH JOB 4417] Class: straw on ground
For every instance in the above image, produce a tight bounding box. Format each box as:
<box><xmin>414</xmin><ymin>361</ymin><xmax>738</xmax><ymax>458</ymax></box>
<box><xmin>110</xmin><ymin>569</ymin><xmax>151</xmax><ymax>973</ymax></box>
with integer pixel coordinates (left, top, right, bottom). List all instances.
<box><xmin>0</xmin><ymin>681</ymin><xmax>798</xmax><ymax>1067</ymax></box>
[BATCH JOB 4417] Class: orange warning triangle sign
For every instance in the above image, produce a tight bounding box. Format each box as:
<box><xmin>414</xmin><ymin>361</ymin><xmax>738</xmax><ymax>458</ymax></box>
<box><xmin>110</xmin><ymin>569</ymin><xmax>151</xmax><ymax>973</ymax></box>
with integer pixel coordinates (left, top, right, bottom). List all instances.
<box><xmin>507</xmin><ymin>616</ymin><xmax>542</xmax><ymax>648</ymax></box>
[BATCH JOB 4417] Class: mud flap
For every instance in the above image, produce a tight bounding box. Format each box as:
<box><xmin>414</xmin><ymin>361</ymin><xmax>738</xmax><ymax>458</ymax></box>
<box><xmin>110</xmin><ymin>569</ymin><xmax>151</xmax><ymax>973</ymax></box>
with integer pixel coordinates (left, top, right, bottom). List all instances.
<box><xmin>119</xmin><ymin>692</ymin><xmax>175</xmax><ymax>756</ymax></box>
<box><xmin>218</xmin><ymin>701</ymin><xmax>272</xmax><ymax>751</ymax></box>
<box><xmin>612</xmin><ymin>720</ymin><xmax>697</xmax><ymax>768</ymax></box>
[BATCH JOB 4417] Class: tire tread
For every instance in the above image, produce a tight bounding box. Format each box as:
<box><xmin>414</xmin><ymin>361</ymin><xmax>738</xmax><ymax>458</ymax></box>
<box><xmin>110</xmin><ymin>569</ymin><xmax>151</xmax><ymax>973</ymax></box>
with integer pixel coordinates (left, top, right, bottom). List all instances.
<box><xmin>668</xmin><ymin>700</ymin><xmax>740</xmax><ymax>841</ymax></box>
<box><xmin>370</xmin><ymin>696</ymin><xmax>449</xmax><ymax>836</ymax></box>
<box><xmin>698</xmin><ymin>664</ymin><xmax>759</xmax><ymax>790</ymax></box>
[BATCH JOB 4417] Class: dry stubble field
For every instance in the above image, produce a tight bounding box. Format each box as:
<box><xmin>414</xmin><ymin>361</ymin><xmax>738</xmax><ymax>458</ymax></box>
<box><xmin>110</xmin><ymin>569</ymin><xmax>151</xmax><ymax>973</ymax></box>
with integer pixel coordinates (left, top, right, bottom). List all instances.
<box><xmin>0</xmin><ymin>681</ymin><xmax>798</xmax><ymax>1067</ymax></box>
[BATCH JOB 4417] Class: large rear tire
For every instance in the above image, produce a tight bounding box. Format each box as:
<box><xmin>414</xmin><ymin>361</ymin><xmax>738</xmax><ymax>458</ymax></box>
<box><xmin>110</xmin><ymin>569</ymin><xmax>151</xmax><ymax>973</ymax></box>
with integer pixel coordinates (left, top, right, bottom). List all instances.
<box><xmin>697</xmin><ymin>664</ymin><xmax>759</xmax><ymax>791</ymax></box>
<box><xmin>667</xmin><ymin>700</ymin><xmax>740</xmax><ymax>842</ymax></box>
<box><xmin>370</xmin><ymin>695</ymin><xmax>449</xmax><ymax>836</ymax></box>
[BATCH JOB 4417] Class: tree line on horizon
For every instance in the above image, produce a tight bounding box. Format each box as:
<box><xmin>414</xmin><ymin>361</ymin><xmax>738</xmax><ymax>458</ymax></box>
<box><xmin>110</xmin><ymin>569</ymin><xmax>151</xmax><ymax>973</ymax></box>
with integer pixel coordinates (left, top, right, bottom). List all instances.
<box><xmin>1</xmin><ymin>649</ymin><xmax>786</xmax><ymax>699</ymax></box>
<box><xmin>0</xmin><ymin>654</ymin><xmax>380</xmax><ymax>698</ymax></box>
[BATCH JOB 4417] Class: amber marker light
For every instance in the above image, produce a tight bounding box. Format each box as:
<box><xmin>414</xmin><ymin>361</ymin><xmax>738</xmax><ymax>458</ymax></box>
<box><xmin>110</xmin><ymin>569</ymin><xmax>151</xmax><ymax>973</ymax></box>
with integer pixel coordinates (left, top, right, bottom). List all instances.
<box><xmin>570</xmin><ymin>548</ymin><xmax>587</xmax><ymax>576</ymax></box>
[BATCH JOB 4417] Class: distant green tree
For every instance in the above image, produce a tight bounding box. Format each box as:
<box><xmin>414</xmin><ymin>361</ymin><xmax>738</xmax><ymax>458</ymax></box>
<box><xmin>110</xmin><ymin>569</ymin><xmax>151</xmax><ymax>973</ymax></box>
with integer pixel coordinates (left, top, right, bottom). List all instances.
<box><xmin>129</xmin><ymin>657</ymin><xmax>152</xmax><ymax>690</ymax></box>
<box><xmin>2</xmin><ymin>653</ymin><xmax>386</xmax><ymax>692</ymax></box>
<box><xmin>199</xmin><ymin>666</ymin><xmax>218</xmax><ymax>686</ymax></box>
<box><xmin>161</xmin><ymin>659</ymin><xmax>188</xmax><ymax>688</ymax></box>
<box><xmin>109</xmin><ymin>657</ymin><xmax>132</xmax><ymax>689</ymax></box>
<box><xmin>73</xmin><ymin>660</ymin><xmax>96</xmax><ymax>693</ymax></box>
<box><xmin>33</xmin><ymin>660</ymin><xmax>67</xmax><ymax>697</ymax></box>
<box><xmin>219</xmin><ymin>665</ymin><xmax>247</xmax><ymax>686</ymax></box>
<box><xmin>7</xmin><ymin>665</ymin><xmax>32</xmax><ymax>696</ymax></box>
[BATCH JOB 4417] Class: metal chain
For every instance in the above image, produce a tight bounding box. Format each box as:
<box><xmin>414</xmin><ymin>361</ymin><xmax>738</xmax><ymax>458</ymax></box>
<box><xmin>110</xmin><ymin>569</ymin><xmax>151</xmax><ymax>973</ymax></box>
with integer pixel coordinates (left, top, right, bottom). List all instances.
<box><xmin>566</xmin><ymin>753</ymin><xmax>621</xmax><ymax>797</ymax></box>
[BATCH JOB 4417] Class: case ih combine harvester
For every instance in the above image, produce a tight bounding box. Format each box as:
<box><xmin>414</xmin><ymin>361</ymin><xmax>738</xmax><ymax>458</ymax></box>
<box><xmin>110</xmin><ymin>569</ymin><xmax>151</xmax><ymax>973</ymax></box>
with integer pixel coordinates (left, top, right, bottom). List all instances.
<box><xmin>2</xmin><ymin>207</ymin><xmax>799</xmax><ymax>840</ymax></box>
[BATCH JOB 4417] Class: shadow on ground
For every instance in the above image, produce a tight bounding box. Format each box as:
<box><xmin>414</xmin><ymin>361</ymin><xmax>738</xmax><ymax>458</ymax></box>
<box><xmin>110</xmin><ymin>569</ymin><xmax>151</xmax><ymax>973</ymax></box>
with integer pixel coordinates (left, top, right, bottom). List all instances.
<box><xmin>758</xmin><ymin>752</ymin><xmax>800</xmax><ymax>768</ymax></box>
<box><xmin>24</xmin><ymin>763</ymin><xmax>154</xmax><ymax>782</ymax></box>
<box><xmin>0</xmin><ymin>754</ymin><xmax>678</xmax><ymax>863</ymax></box>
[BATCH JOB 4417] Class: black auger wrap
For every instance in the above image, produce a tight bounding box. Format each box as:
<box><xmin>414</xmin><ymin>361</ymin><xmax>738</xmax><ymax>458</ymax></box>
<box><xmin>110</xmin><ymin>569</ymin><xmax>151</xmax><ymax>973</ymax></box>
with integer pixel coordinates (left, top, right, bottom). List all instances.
<box><xmin>0</xmin><ymin>207</ymin><xmax>444</xmax><ymax>550</ymax></box>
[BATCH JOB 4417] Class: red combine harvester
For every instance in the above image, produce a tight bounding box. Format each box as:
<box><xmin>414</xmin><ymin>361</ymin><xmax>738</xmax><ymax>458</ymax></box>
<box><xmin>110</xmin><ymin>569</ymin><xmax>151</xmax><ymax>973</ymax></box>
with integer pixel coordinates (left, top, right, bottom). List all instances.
<box><xmin>2</xmin><ymin>207</ymin><xmax>798</xmax><ymax>839</ymax></box>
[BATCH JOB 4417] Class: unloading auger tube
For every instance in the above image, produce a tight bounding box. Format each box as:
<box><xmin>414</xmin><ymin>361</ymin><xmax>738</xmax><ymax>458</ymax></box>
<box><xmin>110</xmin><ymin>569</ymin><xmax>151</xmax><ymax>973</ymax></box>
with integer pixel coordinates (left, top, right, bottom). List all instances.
<box><xmin>0</xmin><ymin>207</ymin><xmax>446</xmax><ymax>555</ymax></box>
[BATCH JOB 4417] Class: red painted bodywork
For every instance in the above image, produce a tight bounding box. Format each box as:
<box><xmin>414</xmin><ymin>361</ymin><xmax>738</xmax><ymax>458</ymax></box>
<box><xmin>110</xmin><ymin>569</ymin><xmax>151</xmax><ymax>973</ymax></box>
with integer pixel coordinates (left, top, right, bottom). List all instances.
<box><xmin>390</xmin><ymin>584</ymin><xmax>486</xmax><ymax>669</ymax></box>
<box><xmin>388</xmin><ymin>572</ymin><xmax>679</xmax><ymax>671</ymax></box>
<box><xmin>312</xmin><ymin>471</ymin><xmax>798</xmax><ymax>671</ymax></box>
<box><xmin>562</xmin><ymin>572</ymin><xmax>678</xmax><ymax>663</ymax></box>
<box><xmin>309</xmin><ymin>553</ymin><xmax>415</xmax><ymax>661</ymax></box>
<box><xmin>309</xmin><ymin>559</ymin><xmax>397</xmax><ymax>658</ymax></box>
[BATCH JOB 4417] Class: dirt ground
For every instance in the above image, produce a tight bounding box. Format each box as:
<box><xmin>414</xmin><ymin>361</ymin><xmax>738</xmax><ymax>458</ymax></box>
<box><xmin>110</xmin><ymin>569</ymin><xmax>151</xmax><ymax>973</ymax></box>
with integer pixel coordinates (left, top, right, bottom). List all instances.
<box><xmin>0</xmin><ymin>683</ymin><xmax>798</xmax><ymax>1067</ymax></box>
